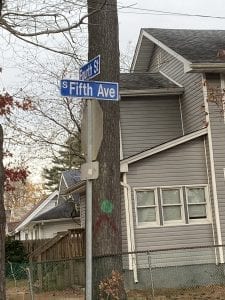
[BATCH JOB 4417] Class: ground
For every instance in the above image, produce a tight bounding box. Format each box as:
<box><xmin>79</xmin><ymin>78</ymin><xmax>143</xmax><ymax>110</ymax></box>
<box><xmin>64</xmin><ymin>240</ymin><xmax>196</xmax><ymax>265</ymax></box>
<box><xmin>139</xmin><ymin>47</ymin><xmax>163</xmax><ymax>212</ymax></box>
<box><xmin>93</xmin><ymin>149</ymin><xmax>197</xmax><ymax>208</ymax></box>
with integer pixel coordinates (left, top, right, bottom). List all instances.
<box><xmin>127</xmin><ymin>285</ymin><xmax>225</xmax><ymax>299</ymax></box>
<box><xmin>6</xmin><ymin>280</ymin><xmax>84</xmax><ymax>299</ymax></box>
<box><xmin>6</xmin><ymin>280</ymin><xmax>225</xmax><ymax>299</ymax></box>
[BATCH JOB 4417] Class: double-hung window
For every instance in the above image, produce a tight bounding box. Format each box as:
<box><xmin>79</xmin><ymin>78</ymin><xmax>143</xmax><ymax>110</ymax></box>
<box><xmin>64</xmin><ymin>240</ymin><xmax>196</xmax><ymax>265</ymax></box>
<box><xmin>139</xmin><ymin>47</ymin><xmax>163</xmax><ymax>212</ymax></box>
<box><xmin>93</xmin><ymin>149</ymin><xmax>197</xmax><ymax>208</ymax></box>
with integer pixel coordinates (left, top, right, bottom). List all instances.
<box><xmin>135</xmin><ymin>185</ymin><xmax>210</xmax><ymax>227</ymax></box>
<box><xmin>161</xmin><ymin>188</ymin><xmax>184</xmax><ymax>223</ymax></box>
<box><xmin>135</xmin><ymin>189</ymin><xmax>158</xmax><ymax>226</ymax></box>
<box><xmin>186</xmin><ymin>187</ymin><xmax>208</xmax><ymax>221</ymax></box>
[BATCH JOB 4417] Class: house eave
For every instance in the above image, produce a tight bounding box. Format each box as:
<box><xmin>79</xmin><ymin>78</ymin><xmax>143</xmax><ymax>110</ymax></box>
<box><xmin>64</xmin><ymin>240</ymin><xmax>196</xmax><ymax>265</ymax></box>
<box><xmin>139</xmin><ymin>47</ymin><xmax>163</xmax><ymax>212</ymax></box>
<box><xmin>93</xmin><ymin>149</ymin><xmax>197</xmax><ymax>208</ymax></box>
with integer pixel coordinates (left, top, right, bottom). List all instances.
<box><xmin>131</xmin><ymin>29</ymin><xmax>145</xmax><ymax>72</ymax></box>
<box><xmin>31</xmin><ymin>217</ymin><xmax>80</xmax><ymax>224</ymax></box>
<box><xmin>120</xmin><ymin>87</ymin><xmax>184</xmax><ymax>97</ymax></box>
<box><xmin>121</xmin><ymin>128</ymin><xmax>208</xmax><ymax>166</ymax></box>
<box><xmin>187</xmin><ymin>63</ymin><xmax>225</xmax><ymax>73</ymax></box>
<box><xmin>14</xmin><ymin>190</ymin><xmax>58</xmax><ymax>233</ymax></box>
<box><xmin>60</xmin><ymin>180</ymin><xmax>86</xmax><ymax>196</ymax></box>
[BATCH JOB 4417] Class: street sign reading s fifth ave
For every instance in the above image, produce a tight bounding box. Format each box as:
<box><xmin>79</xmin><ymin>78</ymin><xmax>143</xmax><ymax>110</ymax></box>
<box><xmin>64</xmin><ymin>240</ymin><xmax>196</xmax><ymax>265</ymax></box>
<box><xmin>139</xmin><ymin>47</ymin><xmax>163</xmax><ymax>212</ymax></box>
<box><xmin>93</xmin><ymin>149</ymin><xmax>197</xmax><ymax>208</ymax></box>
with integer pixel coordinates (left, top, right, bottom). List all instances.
<box><xmin>60</xmin><ymin>79</ymin><xmax>119</xmax><ymax>101</ymax></box>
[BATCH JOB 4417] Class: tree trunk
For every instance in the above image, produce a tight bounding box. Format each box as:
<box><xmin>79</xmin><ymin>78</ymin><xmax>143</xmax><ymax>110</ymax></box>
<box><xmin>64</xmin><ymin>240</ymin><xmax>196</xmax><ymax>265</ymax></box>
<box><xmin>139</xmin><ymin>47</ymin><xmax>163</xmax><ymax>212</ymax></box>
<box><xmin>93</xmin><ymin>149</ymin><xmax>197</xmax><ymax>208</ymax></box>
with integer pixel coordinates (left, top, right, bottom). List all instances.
<box><xmin>88</xmin><ymin>0</ymin><xmax>126</xmax><ymax>298</ymax></box>
<box><xmin>0</xmin><ymin>125</ymin><xmax>6</xmax><ymax>300</ymax></box>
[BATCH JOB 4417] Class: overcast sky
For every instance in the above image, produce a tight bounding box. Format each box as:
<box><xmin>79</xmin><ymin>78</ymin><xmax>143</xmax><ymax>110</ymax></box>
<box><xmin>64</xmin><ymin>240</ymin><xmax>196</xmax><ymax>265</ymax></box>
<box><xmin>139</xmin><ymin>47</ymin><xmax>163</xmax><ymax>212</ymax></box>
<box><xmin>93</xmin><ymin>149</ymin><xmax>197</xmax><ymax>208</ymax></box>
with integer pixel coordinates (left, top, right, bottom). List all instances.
<box><xmin>2</xmin><ymin>0</ymin><xmax>225</xmax><ymax>91</ymax></box>
<box><xmin>2</xmin><ymin>0</ymin><xmax>225</xmax><ymax>182</ymax></box>
<box><xmin>118</xmin><ymin>0</ymin><xmax>225</xmax><ymax>50</ymax></box>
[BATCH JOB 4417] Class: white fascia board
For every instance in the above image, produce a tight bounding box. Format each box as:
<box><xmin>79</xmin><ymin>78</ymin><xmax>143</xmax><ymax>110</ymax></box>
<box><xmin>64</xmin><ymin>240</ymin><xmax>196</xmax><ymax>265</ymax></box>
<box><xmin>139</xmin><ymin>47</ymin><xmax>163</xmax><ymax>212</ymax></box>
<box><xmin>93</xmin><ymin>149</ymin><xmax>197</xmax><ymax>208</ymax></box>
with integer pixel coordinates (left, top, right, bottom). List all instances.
<box><xmin>15</xmin><ymin>190</ymin><xmax>58</xmax><ymax>233</ymax></box>
<box><xmin>31</xmin><ymin>217</ymin><xmax>80</xmax><ymax>224</ymax></box>
<box><xmin>187</xmin><ymin>63</ymin><xmax>225</xmax><ymax>73</ymax></box>
<box><xmin>62</xmin><ymin>173</ymin><xmax>69</xmax><ymax>188</ymax></box>
<box><xmin>121</xmin><ymin>128</ymin><xmax>208</xmax><ymax>166</ymax></box>
<box><xmin>159</xmin><ymin>71</ymin><xmax>183</xmax><ymax>88</ymax></box>
<box><xmin>142</xmin><ymin>30</ymin><xmax>191</xmax><ymax>69</ymax></box>
<box><xmin>131</xmin><ymin>29</ymin><xmax>145</xmax><ymax>72</ymax></box>
<box><xmin>120</xmin><ymin>87</ymin><xmax>184</xmax><ymax>97</ymax></box>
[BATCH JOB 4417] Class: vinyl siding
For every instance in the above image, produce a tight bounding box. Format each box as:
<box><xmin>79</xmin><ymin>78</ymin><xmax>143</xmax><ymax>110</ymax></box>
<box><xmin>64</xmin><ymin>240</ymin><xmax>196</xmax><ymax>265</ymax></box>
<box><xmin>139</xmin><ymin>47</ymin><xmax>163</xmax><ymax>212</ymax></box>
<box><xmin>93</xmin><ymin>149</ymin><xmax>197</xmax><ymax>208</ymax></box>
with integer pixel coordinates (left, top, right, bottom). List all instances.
<box><xmin>136</xmin><ymin>247</ymin><xmax>216</xmax><ymax>269</ymax></box>
<box><xmin>148</xmin><ymin>46</ymin><xmax>205</xmax><ymax>134</ymax></box>
<box><xmin>125</xmin><ymin>137</ymin><xmax>215</xmax><ymax>267</ymax></box>
<box><xmin>120</xmin><ymin>96</ymin><xmax>183</xmax><ymax>158</ymax></box>
<box><xmin>133</xmin><ymin>35</ymin><xmax>154</xmax><ymax>72</ymax></box>
<box><xmin>40</xmin><ymin>220</ymin><xmax>79</xmax><ymax>239</ymax></box>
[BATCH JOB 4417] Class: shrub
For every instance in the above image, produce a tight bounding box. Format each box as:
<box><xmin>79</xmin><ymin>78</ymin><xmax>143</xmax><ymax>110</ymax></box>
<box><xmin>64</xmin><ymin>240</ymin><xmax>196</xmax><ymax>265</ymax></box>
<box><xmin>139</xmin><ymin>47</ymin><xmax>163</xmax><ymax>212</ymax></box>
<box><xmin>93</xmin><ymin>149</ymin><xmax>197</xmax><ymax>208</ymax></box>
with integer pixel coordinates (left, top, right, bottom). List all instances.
<box><xmin>5</xmin><ymin>238</ymin><xmax>28</xmax><ymax>263</ymax></box>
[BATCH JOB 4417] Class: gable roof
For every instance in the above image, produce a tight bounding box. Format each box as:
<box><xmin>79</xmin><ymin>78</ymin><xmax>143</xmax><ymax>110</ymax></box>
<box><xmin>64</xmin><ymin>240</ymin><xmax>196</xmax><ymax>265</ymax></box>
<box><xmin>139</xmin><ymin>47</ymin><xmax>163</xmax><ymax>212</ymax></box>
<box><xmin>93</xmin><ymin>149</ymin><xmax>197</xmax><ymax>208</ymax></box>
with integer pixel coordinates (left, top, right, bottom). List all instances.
<box><xmin>58</xmin><ymin>170</ymin><xmax>81</xmax><ymax>203</ymax></box>
<box><xmin>144</xmin><ymin>28</ymin><xmax>225</xmax><ymax>64</ymax></box>
<box><xmin>120</xmin><ymin>73</ymin><xmax>183</xmax><ymax>96</ymax></box>
<box><xmin>132</xmin><ymin>28</ymin><xmax>225</xmax><ymax>73</ymax></box>
<box><xmin>31</xmin><ymin>200</ymin><xmax>79</xmax><ymax>222</ymax></box>
<box><xmin>14</xmin><ymin>191</ymin><xmax>58</xmax><ymax>233</ymax></box>
<box><xmin>62</xmin><ymin>169</ymin><xmax>80</xmax><ymax>187</ymax></box>
<box><xmin>121</xmin><ymin>128</ymin><xmax>208</xmax><ymax>166</ymax></box>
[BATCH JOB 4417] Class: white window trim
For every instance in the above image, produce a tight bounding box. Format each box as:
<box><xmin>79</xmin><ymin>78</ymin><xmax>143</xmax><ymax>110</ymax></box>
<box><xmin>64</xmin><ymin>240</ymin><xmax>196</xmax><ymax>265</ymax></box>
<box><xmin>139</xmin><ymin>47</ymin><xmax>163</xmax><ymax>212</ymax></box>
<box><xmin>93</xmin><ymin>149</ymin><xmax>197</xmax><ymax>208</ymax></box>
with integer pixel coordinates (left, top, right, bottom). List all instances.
<box><xmin>134</xmin><ymin>188</ymin><xmax>160</xmax><ymax>228</ymax></box>
<box><xmin>133</xmin><ymin>185</ymin><xmax>211</xmax><ymax>228</ymax></box>
<box><xmin>160</xmin><ymin>187</ymin><xmax>185</xmax><ymax>225</ymax></box>
<box><xmin>185</xmin><ymin>185</ymin><xmax>211</xmax><ymax>224</ymax></box>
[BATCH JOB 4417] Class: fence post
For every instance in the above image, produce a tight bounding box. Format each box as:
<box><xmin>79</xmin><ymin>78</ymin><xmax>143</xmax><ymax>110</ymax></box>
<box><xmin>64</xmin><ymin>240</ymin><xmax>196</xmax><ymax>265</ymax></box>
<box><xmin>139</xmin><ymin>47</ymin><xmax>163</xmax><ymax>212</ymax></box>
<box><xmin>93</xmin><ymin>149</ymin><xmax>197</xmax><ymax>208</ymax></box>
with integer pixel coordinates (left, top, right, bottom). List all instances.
<box><xmin>9</xmin><ymin>262</ymin><xmax>18</xmax><ymax>293</ymax></box>
<box><xmin>26</xmin><ymin>267</ymin><xmax>35</xmax><ymax>300</ymax></box>
<box><xmin>147</xmin><ymin>251</ymin><xmax>155</xmax><ymax>299</ymax></box>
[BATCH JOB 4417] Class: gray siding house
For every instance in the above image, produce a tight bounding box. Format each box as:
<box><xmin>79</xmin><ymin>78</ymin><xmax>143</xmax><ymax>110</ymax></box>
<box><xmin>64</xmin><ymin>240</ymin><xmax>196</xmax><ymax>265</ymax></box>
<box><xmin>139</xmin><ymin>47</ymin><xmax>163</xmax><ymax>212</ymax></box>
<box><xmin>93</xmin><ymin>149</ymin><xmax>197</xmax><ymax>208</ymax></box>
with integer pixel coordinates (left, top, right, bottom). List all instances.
<box><xmin>65</xmin><ymin>29</ymin><xmax>225</xmax><ymax>288</ymax></box>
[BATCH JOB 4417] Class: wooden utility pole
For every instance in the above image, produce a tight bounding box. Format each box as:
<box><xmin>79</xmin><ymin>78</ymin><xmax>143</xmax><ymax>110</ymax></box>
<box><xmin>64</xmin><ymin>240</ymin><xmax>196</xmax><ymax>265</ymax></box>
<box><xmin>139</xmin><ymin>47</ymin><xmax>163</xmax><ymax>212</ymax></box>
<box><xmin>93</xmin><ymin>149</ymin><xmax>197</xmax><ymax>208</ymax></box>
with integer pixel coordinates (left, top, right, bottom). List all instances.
<box><xmin>87</xmin><ymin>0</ymin><xmax>126</xmax><ymax>298</ymax></box>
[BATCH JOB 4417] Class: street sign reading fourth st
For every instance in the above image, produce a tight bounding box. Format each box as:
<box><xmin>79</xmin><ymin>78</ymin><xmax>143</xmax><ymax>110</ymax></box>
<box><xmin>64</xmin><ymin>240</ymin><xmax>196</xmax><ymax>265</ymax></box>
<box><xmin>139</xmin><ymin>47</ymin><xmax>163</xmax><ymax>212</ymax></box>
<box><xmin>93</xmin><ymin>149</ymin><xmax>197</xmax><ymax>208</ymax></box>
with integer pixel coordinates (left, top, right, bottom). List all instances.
<box><xmin>79</xmin><ymin>55</ymin><xmax>100</xmax><ymax>80</ymax></box>
<box><xmin>60</xmin><ymin>79</ymin><xmax>119</xmax><ymax>101</ymax></box>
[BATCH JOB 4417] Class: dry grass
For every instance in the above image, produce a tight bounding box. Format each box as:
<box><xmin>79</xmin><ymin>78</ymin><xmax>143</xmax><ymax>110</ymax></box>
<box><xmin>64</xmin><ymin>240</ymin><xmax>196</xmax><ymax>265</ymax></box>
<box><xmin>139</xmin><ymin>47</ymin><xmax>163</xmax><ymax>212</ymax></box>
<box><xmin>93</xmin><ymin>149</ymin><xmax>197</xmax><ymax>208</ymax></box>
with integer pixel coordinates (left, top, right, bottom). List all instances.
<box><xmin>127</xmin><ymin>285</ymin><xmax>225</xmax><ymax>299</ymax></box>
<box><xmin>7</xmin><ymin>280</ymin><xmax>225</xmax><ymax>299</ymax></box>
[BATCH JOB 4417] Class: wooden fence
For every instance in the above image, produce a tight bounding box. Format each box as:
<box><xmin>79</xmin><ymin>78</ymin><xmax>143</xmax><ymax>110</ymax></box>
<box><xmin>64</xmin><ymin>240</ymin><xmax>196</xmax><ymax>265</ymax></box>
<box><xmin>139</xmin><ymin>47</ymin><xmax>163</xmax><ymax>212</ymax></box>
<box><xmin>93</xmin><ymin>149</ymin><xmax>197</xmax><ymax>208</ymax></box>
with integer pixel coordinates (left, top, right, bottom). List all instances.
<box><xmin>28</xmin><ymin>229</ymin><xmax>85</xmax><ymax>290</ymax></box>
<box><xmin>29</xmin><ymin>228</ymin><xmax>85</xmax><ymax>262</ymax></box>
<box><xmin>22</xmin><ymin>239</ymin><xmax>50</xmax><ymax>255</ymax></box>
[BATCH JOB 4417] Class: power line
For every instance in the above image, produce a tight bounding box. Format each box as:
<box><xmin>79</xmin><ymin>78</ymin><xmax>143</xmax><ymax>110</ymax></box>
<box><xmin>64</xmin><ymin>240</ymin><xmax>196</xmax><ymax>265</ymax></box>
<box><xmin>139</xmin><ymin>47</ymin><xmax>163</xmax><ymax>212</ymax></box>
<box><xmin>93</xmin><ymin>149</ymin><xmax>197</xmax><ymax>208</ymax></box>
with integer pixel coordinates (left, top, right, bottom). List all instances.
<box><xmin>118</xmin><ymin>5</ymin><xmax>225</xmax><ymax>20</ymax></box>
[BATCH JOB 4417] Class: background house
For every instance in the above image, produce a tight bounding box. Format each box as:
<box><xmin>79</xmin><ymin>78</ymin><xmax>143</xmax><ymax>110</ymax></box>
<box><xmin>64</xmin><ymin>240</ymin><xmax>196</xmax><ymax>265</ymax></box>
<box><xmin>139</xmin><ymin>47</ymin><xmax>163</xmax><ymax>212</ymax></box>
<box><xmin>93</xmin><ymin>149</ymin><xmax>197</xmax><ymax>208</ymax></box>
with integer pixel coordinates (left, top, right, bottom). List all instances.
<box><xmin>12</xmin><ymin>191</ymin><xmax>59</xmax><ymax>240</ymax></box>
<box><xmin>31</xmin><ymin>200</ymin><xmax>80</xmax><ymax>239</ymax></box>
<box><xmin>11</xmin><ymin>170</ymin><xmax>81</xmax><ymax>240</ymax></box>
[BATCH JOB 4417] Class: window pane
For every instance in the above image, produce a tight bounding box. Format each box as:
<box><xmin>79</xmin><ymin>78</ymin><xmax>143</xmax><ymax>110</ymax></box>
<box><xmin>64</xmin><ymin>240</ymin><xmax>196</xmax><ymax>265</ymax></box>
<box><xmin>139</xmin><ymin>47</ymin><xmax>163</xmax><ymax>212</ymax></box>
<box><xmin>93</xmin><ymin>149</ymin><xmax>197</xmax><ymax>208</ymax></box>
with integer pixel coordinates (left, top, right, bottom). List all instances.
<box><xmin>136</xmin><ymin>191</ymin><xmax>155</xmax><ymax>206</ymax></box>
<box><xmin>189</xmin><ymin>204</ymin><xmax>206</xmax><ymax>219</ymax></box>
<box><xmin>188</xmin><ymin>188</ymin><xmax>205</xmax><ymax>204</ymax></box>
<box><xmin>137</xmin><ymin>207</ymin><xmax>156</xmax><ymax>223</ymax></box>
<box><xmin>162</xmin><ymin>189</ymin><xmax>180</xmax><ymax>204</ymax></box>
<box><xmin>163</xmin><ymin>206</ymin><xmax>181</xmax><ymax>221</ymax></box>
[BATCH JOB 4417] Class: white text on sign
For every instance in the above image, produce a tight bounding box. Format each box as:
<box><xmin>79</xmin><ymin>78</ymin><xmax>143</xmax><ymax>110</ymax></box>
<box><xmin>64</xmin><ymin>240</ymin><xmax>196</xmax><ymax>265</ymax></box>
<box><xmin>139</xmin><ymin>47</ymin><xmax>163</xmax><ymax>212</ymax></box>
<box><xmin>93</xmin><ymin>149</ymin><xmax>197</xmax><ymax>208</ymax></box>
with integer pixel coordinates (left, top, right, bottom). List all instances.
<box><xmin>60</xmin><ymin>79</ymin><xmax>119</xmax><ymax>101</ymax></box>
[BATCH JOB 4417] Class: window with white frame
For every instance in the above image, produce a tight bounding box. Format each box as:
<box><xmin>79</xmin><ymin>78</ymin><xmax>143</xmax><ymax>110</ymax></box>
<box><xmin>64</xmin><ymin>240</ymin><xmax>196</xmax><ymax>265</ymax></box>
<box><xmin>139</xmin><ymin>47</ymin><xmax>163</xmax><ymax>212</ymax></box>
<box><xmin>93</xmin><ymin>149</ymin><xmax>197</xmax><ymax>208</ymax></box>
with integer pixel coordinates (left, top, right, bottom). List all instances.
<box><xmin>161</xmin><ymin>188</ymin><xmax>184</xmax><ymax>223</ymax></box>
<box><xmin>134</xmin><ymin>185</ymin><xmax>210</xmax><ymax>227</ymax></box>
<box><xmin>135</xmin><ymin>190</ymin><xmax>158</xmax><ymax>225</ymax></box>
<box><xmin>186</xmin><ymin>187</ymin><xmax>208</xmax><ymax>221</ymax></box>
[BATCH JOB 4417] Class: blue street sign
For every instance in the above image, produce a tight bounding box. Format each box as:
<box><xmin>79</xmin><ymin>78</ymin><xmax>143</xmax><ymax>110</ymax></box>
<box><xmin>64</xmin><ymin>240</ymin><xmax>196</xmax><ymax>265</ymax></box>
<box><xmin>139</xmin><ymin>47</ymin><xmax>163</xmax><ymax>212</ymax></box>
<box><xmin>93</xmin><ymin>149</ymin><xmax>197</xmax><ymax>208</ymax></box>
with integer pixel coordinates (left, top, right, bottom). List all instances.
<box><xmin>60</xmin><ymin>79</ymin><xmax>119</xmax><ymax>101</ymax></box>
<box><xmin>79</xmin><ymin>55</ymin><xmax>100</xmax><ymax>80</ymax></box>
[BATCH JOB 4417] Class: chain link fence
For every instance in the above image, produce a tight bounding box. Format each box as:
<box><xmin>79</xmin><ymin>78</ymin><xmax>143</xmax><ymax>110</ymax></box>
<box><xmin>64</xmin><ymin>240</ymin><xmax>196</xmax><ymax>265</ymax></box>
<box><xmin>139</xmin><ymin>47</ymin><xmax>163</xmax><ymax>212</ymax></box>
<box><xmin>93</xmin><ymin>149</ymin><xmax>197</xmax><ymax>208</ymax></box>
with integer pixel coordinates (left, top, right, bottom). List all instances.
<box><xmin>6</xmin><ymin>245</ymin><xmax>225</xmax><ymax>299</ymax></box>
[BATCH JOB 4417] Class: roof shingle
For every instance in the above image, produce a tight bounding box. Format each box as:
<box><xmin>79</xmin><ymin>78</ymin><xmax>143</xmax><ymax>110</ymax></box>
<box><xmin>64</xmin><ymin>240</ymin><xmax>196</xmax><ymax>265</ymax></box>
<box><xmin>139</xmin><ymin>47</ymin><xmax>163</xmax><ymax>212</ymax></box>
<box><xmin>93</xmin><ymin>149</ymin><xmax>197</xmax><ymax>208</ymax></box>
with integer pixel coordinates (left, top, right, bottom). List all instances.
<box><xmin>120</xmin><ymin>72</ymin><xmax>179</xmax><ymax>90</ymax></box>
<box><xmin>31</xmin><ymin>201</ymin><xmax>79</xmax><ymax>222</ymax></box>
<box><xmin>144</xmin><ymin>28</ymin><xmax>225</xmax><ymax>63</ymax></box>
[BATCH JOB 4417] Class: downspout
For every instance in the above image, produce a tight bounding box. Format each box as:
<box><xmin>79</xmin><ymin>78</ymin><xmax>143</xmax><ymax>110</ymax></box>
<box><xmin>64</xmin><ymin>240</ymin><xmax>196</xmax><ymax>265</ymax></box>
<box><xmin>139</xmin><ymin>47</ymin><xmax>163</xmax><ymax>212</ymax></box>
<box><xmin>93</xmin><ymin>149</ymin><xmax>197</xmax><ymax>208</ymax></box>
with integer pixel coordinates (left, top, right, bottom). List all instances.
<box><xmin>121</xmin><ymin>173</ymin><xmax>138</xmax><ymax>283</ymax></box>
<box><xmin>202</xmin><ymin>74</ymin><xmax>224</xmax><ymax>263</ymax></box>
<box><xmin>120</xmin><ymin>121</ymin><xmax>138</xmax><ymax>282</ymax></box>
<box><xmin>203</xmin><ymin>137</ymin><xmax>218</xmax><ymax>264</ymax></box>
